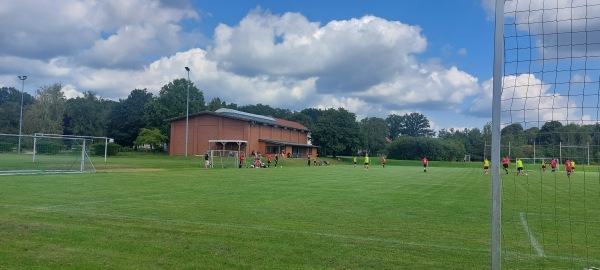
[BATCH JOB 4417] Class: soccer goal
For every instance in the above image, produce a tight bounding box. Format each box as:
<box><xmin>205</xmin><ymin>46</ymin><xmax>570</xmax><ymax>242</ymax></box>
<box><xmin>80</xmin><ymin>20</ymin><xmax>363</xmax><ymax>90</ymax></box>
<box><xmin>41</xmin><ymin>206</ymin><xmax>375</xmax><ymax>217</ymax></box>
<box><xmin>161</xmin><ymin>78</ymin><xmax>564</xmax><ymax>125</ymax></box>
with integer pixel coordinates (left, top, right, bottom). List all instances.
<box><xmin>0</xmin><ymin>133</ymin><xmax>96</xmax><ymax>175</ymax></box>
<box><xmin>210</xmin><ymin>150</ymin><xmax>241</xmax><ymax>169</ymax></box>
<box><xmin>491</xmin><ymin>0</ymin><xmax>600</xmax><ymax>269</ymax></box>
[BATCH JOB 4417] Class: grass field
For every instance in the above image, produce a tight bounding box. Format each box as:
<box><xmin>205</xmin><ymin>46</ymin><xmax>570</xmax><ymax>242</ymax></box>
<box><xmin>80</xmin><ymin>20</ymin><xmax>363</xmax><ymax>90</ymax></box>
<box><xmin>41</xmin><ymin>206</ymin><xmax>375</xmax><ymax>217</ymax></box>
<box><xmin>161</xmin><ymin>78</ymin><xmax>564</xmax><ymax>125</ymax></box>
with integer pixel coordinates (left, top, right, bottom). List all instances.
<box><xmin>0</xmin><ymin>153</ymin><xmax>598</xmax><ymax>269</ymax></box>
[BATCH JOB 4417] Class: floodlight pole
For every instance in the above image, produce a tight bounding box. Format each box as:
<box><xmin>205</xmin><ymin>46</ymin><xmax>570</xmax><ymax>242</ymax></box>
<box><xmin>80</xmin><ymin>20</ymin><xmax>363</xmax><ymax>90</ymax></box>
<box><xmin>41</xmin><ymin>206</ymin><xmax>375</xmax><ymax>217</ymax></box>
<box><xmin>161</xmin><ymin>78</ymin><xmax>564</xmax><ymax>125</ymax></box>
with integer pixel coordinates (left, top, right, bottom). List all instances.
<box><xmin>18</xmin><ymin>75</ymin><xmax>27</xmax><ymax>154</ymax></box>
<box><xmin>185</xmin><ymin>67</ymin><xmax>190</xmax><ymax>158</ymax></box>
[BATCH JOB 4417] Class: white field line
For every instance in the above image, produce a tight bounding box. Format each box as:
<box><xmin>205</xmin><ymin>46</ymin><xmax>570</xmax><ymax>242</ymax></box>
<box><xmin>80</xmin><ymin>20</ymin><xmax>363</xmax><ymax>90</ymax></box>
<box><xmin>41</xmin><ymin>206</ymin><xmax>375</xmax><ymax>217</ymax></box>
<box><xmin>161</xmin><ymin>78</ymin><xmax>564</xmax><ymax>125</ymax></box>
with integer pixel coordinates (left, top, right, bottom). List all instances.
<box><xmin>519</xmin><ymin>212</ymin><xmax>545</xmax><ymax>257</ymax></box>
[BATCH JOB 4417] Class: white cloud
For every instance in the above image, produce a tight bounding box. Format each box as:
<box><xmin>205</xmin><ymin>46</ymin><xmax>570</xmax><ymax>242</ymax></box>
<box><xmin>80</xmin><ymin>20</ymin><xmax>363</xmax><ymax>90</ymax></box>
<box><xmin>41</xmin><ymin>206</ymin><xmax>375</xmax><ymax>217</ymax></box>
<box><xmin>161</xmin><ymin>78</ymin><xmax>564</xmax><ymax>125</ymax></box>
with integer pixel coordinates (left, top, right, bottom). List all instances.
<box><xmin>505</xmin><ymin>0</ymin><xmax>600</xmax><ymax>58</ymax></box>
<box><xmin>470</xmin><ymin>74</ymin><xmax>586</xmax><ymax>127</ymax></box>
<box><xmin>0</xmin><ymin>0</ymin><xmax>199</xmax><ymax>68</ymax></box>
<box><xmin>0</xmin><ymin>2</ymin><xmax>491</xmax><ymax>129</ymax></box>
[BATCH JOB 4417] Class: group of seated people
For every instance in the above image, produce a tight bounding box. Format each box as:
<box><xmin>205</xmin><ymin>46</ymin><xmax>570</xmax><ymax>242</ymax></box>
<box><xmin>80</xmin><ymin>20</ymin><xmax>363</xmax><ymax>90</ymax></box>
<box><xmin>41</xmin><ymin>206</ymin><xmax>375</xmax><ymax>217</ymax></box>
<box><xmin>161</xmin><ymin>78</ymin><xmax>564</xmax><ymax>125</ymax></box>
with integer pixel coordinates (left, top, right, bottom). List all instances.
<box><xmin>249</xmin><ymin>158</ymin><xmax>266</xmax><ymax>168</ymax></box>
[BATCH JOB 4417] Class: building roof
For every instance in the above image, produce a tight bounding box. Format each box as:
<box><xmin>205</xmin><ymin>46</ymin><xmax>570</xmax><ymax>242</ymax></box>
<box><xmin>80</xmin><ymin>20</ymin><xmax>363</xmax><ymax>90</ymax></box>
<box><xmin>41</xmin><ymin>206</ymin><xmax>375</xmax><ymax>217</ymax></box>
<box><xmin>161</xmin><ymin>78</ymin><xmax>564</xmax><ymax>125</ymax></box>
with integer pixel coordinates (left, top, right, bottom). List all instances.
<box><xmin>165</xmin><ymin>109</ymin><xmax>309</xmax><ymax>132</ymax></box>
<box><xmin>259</xmin><ymin>139</ymin><xmax>319</xmax><ymax>148</ymax></box>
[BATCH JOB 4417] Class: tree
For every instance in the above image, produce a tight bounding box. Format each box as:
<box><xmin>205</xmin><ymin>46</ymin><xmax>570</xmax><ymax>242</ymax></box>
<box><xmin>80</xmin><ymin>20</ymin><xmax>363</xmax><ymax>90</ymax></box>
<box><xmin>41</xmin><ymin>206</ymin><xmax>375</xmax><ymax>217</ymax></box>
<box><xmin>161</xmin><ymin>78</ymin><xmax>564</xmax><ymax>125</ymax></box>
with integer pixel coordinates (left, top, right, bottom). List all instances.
<box><xmin>538</xmin><ymin>121</ymin><xmax>562</xmax><ymax>146</ymax></box>
<box><xmin>0</xmin><ymin>87</ymin><xmax>34</xmax><ymax>134</ymax></box>
<box><xmin>310</xmin><ymin>108</ymin><xmax>361</xmax><ymax>157</ymax></box>
<box><xmin>107</xmin><ymin>89</ymin><xmax>153</xmax><ymax>147</ymax></box>
<box><xmin>467</xmin><ymin>128</ymin><xmax>485</xmax><ymax>160</ymax></box>
<box><xmin>298</xmin><ymin>108</ymin><xmax>323</xmax><ymax>128</ymax></box>
<box><xmin>134</xmin><ymin>128</ymin><xmax>167</xmax><ymax>153</ymax></box>
<box><xmin>23</xmin><ymin>83</ymin><xmax>66</xmax><ymax>134</ymax></box>
<box><xmin>286</xmin><ymin>112</ymin><xmax>314</xmax><ymax>129</ymax></box>
<box><xmin>386</xmin><ymin>114</ymin><xmax>403</xmax><ymax>140</ymax></box>
<box><xmin>145</xmin><ymin>78</ymin><xmax>206</xmax><ymax>134</ymax></box>
<box><xmin>63</xmin><ymin>91</ymin><xmax>115</xmax><ymax>137</ymax></box>
<box><xmin>398</xmin><ymin>112</ymin><xmax>435</xmax><ymax>137</ymax></box>
<box><xmin>238</xmin><ymin>103</ymin><xmax>293</xmax><ymax>119</ymax></box>
<box><xmin>206</xmin><ymin>97</ymin><xmax>225</xmax><ymax>111</ymax></box>
<box><xmin>359</xmin><ymin>117</ymin><xmax>389</xmax><ymax>155</ymax></box>
<box><xmin>524</xmin><ymin>127</ymin><xmax>540</xmax><ymax>145</ymax></box>
<box><xmin>387</xmin><ymin>136</ymin><xmax>465</xmax><ymax>161</ymax></box>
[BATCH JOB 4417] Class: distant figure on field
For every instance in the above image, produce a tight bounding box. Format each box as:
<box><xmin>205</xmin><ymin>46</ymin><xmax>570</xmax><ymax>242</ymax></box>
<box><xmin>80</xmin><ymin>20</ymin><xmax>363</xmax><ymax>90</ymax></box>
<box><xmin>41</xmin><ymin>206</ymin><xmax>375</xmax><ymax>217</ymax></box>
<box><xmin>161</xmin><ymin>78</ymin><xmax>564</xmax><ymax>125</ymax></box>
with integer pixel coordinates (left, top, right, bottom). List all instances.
<box><xmin>204</xmin><ymin>152</ymin><xmax>210</xmax><ymax>169</ymax></box>
<box><xmin>239</xmin><ymin>153</ymin><xmax>244</xmax><ymax>168</ymax></box>
<box><xmin>502</xmin><ymin>156</ymin><xmax>510</xmax><ymax>174</ymax></box>
<box><xmin>570</xmin><ymin>160</ymin><xmax>575</xmax><ymax>172</ymax></box>
<box><xmin>268</xmin><ymin>155</ymin><xmax>272</xmax><ymax>168</ymax></box>
<box><xmin>565</xmin><ymin>159</ymin><xmax>572</xmax><ymax>178</ymax></box>
<box><xmin>484</xmin><ymin>158</ymin><xmax>490</xmax><ymax>174</ymax></box>
<box><xmin>307</xmin><ymin>154</ymin><xmax>311</xmax><ymax>167</ymax></box>
<box><xmin>353</xmin><ymin>156</ymin><xmax>357</xmax><ymax>168</ymax></box>
<box><xmin>381</xmin><ymin>156</ymin><xmax>386</xmax><ymax>168</ymax></box>
<box><xmin>363</xmin><ymin>154</ymin><xmax>370</xmax><ymax>171</ymax></box>
<box><xmin>274</xmin><ymin>154</ymin><xmax>279</xmax><ymax>167</ymax></box>
<box><xmin>516</xmin><ymin>158</ymin><xmax>524</xmax><ymax>175</ymax></box>
<box><xmin>422</xmin><ymin>157</ymin><xmax>428</xmax><ymax>173</ymax></box>
<box><xmin>550</xmin><ymin>158</ymin><xmax>557</xmax><ymax>172</ymax></box>
<box><xmin>541</xmin><ymin>160</ymin><xmax>546</xmax><ymax>172</ymax></box>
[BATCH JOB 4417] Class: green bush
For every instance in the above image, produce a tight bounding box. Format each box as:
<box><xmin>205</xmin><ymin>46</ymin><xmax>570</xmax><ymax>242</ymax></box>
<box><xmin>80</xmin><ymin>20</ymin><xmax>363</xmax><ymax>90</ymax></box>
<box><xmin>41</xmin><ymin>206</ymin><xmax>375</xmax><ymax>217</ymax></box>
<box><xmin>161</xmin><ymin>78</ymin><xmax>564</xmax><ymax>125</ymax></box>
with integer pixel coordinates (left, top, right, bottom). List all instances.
<box><xmin>386</xmin><ymin>136</ymin><xmax>466</xmax><ymax>161</ymax></box>
<box><xmin>0</xmin><ymin>142</ymin><xmax>14</xmax><ymax>153</ymax></box>
<box><xmin>121</xmin><ymin>146</ymin><xmax>134</xmax><ymax>152</ymax></box>
<box><xmin>37</xmin><ymin>142</ymin><xmax>61</xmax><ymax>154</ymax></box>
<box><xmin>92</xmin><ymin>142</ymin><xmax>122</xmax><ymax>156</ymax></box>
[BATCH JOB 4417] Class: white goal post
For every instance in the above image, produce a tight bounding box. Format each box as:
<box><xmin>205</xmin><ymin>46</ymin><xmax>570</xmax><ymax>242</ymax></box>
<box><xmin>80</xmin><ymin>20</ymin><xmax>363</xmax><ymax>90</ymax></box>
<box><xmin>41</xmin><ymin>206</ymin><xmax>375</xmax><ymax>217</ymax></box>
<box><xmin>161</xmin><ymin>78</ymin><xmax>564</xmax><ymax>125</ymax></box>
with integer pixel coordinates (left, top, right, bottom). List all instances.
<box><xmin>0</xmin><ymin>133</ymin><xmax>96</xmax><ymax>175</ymax></box>
<box><xmin>210</xmin><ymin>150</ymin><xmax>241</xmax><ymax>169</ymax></box>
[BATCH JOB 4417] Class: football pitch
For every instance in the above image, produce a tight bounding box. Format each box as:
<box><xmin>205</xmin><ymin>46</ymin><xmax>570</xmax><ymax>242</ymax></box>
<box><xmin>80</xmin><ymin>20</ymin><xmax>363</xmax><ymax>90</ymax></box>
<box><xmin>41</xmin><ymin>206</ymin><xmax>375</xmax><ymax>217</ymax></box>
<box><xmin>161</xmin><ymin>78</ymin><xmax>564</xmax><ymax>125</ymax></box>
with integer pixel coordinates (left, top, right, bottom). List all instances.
<box><xmin>0</xmin><ymin>154</ymin><xmax>598</xmax><ymax>269</ymax></box>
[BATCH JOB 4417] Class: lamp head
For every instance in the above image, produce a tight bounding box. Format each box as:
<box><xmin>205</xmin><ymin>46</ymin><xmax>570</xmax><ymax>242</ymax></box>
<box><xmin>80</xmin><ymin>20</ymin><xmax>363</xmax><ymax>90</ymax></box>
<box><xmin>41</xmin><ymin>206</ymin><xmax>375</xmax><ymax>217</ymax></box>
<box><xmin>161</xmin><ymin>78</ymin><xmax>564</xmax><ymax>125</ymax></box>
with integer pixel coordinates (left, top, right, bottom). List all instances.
<box><xmin>18</xmin><ymin>75</ymin><xmax>27</xmax><ymax>80</ymax></box>
<box><xmin>185</xmin><ymin>67</ymin><xmax>190</xmax><ymax>71</ymax></box>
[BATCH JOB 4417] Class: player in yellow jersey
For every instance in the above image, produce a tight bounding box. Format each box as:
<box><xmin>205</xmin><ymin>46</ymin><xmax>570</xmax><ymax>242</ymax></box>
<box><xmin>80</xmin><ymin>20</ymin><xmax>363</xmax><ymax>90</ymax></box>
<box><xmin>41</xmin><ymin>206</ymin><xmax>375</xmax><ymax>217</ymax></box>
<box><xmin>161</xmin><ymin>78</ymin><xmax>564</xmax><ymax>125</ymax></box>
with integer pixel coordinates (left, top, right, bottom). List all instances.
<box><xmin>484</xmin><ymin>158</ymin><xmax>490</xmax><ymax>174</ymax></box>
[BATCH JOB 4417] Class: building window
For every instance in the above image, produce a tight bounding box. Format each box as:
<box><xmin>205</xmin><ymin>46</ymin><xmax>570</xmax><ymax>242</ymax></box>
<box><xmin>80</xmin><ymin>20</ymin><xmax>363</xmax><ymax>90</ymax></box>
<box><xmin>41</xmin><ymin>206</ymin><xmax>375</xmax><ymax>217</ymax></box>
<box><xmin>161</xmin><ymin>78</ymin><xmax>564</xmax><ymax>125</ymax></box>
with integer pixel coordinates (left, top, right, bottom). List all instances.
<box><xmin>265</xmin><ymin>145</ymin><xmax>281</xmax><ymax>154</ymax></box>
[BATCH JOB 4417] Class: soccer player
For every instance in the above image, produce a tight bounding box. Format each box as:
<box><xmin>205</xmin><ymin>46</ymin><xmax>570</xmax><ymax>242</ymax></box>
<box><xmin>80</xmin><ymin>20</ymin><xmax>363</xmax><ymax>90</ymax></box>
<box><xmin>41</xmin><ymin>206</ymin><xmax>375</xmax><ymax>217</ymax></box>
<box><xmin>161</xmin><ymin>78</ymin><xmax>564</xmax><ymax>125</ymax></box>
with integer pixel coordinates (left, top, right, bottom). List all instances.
<box><xmin>274</xmin><ymin>154</ymin><xmax>279</xmax><ymax>168</ymax></box>
<box><xmin>541</xmin><ymin>160</ymin><xmax>546</xmax><ymax>172</ymax></box>
<box><xmin>204</xmin><ymin>152</ymin><xmax>210</xmax><ymax>170</ymax></box>
<box><xmin>422</xmin><ymin>156</ymin><xmax>428</xmax><ymax>173</ymax></box>
<box><xmin>268</xmin><ymin>155</ymin><xmax>272</xmax><ymax>168</ymax></box>
<box><xmin>307</xmin><ymin>154</ymin><xmax>311</xmax><ymax>167</ymax></box>
<box><xmin>502</xmin><ymin>156</ymin><xmax>510</xmax><ymax>174</ymax></box>
<box><xmin>353</xmin><ymin>156</ymin><xmax>357</xmax><ymax>168</ymax></box>
<box><xmin>565</xmin><ymin>159</ymin><xmax>572</xmax><ymax>178</ymax></box>
<box><xmin>516</xmin><ymin>158</ymin><xmax>524</xmax><ymax>175</ymax></box>
<box><xmin>239</xmin><ymin>153</ymin><xmax>245</xmax><ymax>168</ymax></box>
<box><xmin>381</xmin><ymin>156</ymin><xmax>386</xmax><ymax>168</ymax></box>
<box><xmin>550</xmin><ymin>158</ymin><xmax>557</xmax><ymax>172</ymax></box>
<box><xmin>571</xmin><ymin>160</ymin><xmax>575</xmax><ymax>172</ymax></box>
<box><xmin>364</xmin><ymin>154</ymin><xmax>370</xmax><ymax>171</ymax></box>
<box><xmin>484</xmin><ymin>158</ymin><xmax>490</xmax><ymax>174</ymax></box>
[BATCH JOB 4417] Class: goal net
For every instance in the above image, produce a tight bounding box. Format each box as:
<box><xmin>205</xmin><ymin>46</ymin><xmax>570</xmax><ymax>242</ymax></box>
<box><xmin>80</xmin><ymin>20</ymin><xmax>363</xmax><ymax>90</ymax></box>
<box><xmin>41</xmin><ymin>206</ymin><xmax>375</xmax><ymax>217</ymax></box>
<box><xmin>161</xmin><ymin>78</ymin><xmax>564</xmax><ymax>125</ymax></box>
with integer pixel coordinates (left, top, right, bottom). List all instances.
<box><xmin>210</xmin><ymin>150</ymin><xmax>241</xmax><ymax>169</ymax></box>
<box><xmin>0</xmin><ymin>134</ymin><xmax>96</xmax><ymax>175</ymax></box>
<box><xmin>492</xmin><ymin>0</ymin><xmax>600</xmax><ymax>269</ymax></box>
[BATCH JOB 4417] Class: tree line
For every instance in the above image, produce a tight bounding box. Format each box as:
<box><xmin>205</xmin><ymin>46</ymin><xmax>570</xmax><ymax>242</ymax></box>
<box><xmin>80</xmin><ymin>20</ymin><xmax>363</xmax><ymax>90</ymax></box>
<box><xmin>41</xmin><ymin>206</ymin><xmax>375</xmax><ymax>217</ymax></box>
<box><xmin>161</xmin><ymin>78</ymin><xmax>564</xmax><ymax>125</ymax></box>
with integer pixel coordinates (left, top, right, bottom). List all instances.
<box><xmin>2</xmin><ymin>79</ymin><xmax>596</xmax><ymax>161</ymax></box>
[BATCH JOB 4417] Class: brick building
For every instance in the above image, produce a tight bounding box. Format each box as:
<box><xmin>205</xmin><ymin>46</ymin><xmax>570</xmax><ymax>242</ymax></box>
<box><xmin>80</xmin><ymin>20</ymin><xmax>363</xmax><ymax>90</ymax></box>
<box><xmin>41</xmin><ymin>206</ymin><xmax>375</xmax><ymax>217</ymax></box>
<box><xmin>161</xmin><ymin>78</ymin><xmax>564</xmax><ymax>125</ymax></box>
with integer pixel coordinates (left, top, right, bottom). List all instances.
<box><xmin>167</xmin><ymin>108</ymin><xmax>317</xmax><ymax>158</ymax></box>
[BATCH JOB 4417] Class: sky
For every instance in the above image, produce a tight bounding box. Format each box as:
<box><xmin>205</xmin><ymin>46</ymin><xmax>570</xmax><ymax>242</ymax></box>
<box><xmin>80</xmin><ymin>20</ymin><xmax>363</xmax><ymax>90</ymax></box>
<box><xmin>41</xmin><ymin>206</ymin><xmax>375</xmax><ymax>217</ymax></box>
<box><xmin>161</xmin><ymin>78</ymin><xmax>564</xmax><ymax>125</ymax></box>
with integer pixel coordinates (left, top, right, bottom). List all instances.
<box><xmin>2</xmin><ymin>0</ymin><xmax>596</xmax><ymax>132</ymax></box>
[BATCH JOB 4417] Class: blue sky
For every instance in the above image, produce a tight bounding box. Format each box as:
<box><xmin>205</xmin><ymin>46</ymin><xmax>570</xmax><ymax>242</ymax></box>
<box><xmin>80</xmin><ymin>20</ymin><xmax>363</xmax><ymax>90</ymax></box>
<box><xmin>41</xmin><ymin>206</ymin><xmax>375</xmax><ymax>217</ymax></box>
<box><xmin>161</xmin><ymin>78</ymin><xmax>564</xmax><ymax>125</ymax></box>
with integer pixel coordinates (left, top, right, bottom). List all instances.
<box><xmin>2</xmin><ymin>0</ymin><xmax>560</xmax><ymax>132</ymax></box>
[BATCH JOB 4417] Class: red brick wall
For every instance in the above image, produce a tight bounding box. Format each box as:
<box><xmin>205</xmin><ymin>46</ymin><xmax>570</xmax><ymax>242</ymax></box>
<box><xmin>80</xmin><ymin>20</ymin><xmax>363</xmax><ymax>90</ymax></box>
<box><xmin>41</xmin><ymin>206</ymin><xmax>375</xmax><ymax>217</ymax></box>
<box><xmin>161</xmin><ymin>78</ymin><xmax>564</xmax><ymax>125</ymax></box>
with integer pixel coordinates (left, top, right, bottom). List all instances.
<box><xmin>169</xmin><ymin>114</ymin><xmax>310</xmax><ymax>156</ymax></box>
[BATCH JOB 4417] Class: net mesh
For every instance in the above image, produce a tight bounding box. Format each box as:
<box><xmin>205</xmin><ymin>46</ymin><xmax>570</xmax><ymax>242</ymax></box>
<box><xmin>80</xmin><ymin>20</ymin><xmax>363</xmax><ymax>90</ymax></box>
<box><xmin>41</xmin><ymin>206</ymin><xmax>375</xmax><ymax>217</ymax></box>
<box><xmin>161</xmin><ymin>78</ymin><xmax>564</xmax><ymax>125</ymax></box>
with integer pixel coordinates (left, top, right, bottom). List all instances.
<box><xmin>498</xmin><ymin>0</ymin><xmax>600</xmax><ymax>267</ymax></box>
